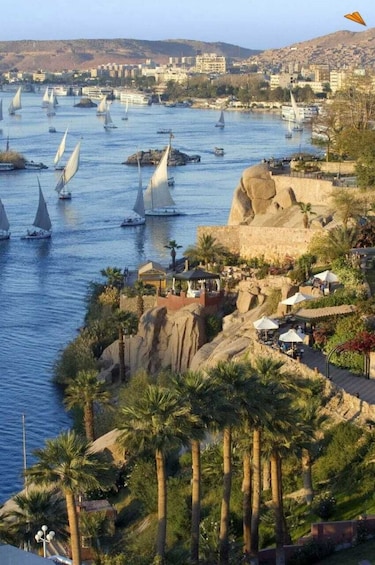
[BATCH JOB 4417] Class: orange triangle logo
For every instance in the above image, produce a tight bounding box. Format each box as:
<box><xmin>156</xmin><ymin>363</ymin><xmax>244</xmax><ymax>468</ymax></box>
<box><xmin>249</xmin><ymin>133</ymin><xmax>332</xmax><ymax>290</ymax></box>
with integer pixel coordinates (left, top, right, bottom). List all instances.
<box><xmin>344</xmin><ymin>11</ymin><xmax>366</xmax><ymax>26</ymax></box>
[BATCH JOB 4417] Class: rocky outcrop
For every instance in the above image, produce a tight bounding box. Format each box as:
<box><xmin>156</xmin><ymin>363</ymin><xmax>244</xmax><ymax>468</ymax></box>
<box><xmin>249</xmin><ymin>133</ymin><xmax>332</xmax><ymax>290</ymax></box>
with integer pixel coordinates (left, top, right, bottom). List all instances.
<box><xmin>99</xmin><ymin>303</ymin><xmax>207</xmax><ymax>378</ymax></box>
<box><xmin>74</xmin><ymin>97</ymin><xmax>97</xmax><ymax>108</ymax></box>
<box><xmin>124</xmin><ymin>148</ymin><xmax>200</xmax><ymax>167</ymax></box>
<box><xmin>228</xmin><ymin>163</ymin><xmax>335</xmax><ymax>229</ymax></box>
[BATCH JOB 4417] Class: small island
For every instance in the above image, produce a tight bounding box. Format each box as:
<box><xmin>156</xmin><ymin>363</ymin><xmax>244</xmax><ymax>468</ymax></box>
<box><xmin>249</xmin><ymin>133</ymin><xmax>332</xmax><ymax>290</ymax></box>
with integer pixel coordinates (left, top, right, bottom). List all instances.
<box><xmin>74</xmin><ymin>97</ymin><xmax>97</xmax><ymax>108</ymax></box>
<box><xmin>124</xmin><ymin>147</ymin><xmax>201</xmax><ymax>166</ymax></box>
<box><xmin>0</xmin><ymin>150</ymin><xmax>48</xmax><ymax>170</ymax></box>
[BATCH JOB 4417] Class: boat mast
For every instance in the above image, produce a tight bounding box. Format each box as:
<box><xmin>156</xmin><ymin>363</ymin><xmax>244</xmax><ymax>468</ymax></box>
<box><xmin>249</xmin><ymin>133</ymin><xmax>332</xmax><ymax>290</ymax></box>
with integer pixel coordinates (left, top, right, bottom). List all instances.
<box><xmin>22</xmin><ymin>413</ymin><xmax>27</xmax><ymax>492</ymax></box>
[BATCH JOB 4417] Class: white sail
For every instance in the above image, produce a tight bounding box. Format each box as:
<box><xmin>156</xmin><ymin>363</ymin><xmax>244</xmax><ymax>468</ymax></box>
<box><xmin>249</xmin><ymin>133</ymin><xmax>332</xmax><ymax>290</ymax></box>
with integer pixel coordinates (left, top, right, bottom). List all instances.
<box><xmin>55</xmin><ymin>141</ymin><xmax>80</xmax><ymax>197</ymax></box>
<box><xmin>215</xmin><ymin>110</ymin><xmax>225</xmax><ymax>128</ymax></box>
<box><xmin>54</xmin><ymin>128</ymin><xmax>68</xmax><ymax>167</ymax></box>
<box><xmin>144</xmin><ymin>144</ymin><xmax>180</xmax><ymax>215</ymax></box>
<box><xmin>42</xmin><ymin>87</ymin><xmax>50</xmax><ymax>108</ymax></box>
<box><xmin>104</xmin><ymin>107</ymin><xmax>117</xmax><ymax>129</ymax></box>
<box><xmin>96</xmin><ymin>95</ymin><xmax>107</xmax><ymax>115</ymax></box>
<box><xmin>33</xmin><ymin>180</ymin><xmax>52</xmax><ymax>232</ymax></box>
<box><xmin>0</xmin><ymin>198</ymin><xmax>10</xmax><ymax>238</ymax></box>
<box><xmin>133</xmin><ymin>157</ymin><xmax>145</xmax><ymax>218</ymax></box>
<box><xmin>0</xmin><ymin>99</ymin><xmax>3</xmax><ymax>121</ymax></box>
<box><xmin>8</xmin><ymin>87</ymin><xmax>22</xmax><ymax>115</ymax></box>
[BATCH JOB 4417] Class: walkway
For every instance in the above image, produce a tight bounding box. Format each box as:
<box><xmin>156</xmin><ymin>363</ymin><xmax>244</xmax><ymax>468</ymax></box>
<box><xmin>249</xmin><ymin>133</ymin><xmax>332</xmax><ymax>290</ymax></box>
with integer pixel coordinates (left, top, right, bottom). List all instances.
<box><xmin>300</xmin><ymin>345</ymin><xmax>375</xmax><ymax>406</ymax></box>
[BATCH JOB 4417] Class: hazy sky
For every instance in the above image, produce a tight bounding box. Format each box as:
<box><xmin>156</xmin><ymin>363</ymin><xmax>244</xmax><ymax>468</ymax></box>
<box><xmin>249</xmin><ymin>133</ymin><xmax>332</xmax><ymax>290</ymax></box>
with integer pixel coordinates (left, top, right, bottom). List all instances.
<box><xmin>2</xmin><ymin>0</ymin><xmax>373</xmax><ymax>50</ymax></box>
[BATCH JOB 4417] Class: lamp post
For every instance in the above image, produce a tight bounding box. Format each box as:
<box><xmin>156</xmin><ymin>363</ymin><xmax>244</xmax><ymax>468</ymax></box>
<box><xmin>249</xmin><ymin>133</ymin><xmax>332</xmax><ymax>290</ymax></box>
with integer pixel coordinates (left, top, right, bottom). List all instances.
<box><xmin>35</xmin><ymin>525</ymin><xmax>55</xmax><ymax>558</ymax></box>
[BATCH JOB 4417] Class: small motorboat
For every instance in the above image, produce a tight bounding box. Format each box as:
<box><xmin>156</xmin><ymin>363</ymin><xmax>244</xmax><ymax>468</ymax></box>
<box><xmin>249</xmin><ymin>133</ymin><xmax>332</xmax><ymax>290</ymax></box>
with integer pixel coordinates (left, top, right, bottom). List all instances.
<box><xmin>214</xmin><ymin>147</ymin><xmax>224</xmax><ymax>156</ymax></box>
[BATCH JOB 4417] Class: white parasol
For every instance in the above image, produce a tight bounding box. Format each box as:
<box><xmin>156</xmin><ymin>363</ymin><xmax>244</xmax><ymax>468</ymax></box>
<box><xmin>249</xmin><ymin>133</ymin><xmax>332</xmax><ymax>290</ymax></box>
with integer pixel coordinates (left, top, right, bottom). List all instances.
<box><xmin>253</xmin><ymin>316</ymin><xmax>279</xmax><ymax>331</ymax></box>
<box><xmin>281</xmin><ymin>292</ymin><xmax>315</xmax><ymax>306</ymax></box>
<box><xmin>314</xmin><ymin>270</ymin><xmax>339</xmax><ymax>283</ymax></box>
<box><xmin>279</xmin><ymin>328</ymin><xmax>305</xmax><ymax>343</ymax></box>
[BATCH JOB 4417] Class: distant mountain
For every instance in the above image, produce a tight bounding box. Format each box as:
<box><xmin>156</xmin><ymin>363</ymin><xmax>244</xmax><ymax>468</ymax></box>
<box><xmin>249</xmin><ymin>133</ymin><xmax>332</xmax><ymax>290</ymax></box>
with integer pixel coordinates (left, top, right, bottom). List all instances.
<box><xmin>0</xmin><ymin>38</ymin><xmax>259</xmax><ymax>72</ymax></box>
<box><xmin>247</xmin><ymin>28</ymin><xmax>375</xmax><ymax>68</ymax></box>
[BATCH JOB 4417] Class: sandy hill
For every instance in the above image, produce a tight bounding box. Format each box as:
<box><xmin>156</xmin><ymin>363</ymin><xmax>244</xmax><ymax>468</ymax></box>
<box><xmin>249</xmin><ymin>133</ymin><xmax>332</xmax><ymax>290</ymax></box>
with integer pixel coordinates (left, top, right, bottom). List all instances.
<box><xmin>248</xmin><ymin>27</ymin><xmax>375</xmax><ymax>68</ymax></box>
<box><xmin>0</xmin><ymin>38</ymin><xmax>259</xmax><ymax>72</ymax></box>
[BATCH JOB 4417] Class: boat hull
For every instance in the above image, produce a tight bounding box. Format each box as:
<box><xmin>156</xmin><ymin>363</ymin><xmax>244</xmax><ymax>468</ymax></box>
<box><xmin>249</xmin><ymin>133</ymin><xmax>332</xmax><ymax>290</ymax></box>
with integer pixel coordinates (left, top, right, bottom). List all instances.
<box><xmin>21</xmin><ymin>232</ymin><xmax>51</xmax><ymax>240</ymax></box>
<box><xmin>145</xmin><ymin>208</ymin><xmax>182</xmax><ymax>217</ymax></box>
<box><xmin>121</xmin><ymin>217</ymin><xmax>146</xmax><ymax>227</ymax></box>
<box><xmin>58</xmin><ymin>192</ymin><xmax>72</xmax><ymax>200</ymax></box>
<box><xmin>0</xmin><ymin>234</ymin><xmax>10</xmax><ymax>240</ymax></box>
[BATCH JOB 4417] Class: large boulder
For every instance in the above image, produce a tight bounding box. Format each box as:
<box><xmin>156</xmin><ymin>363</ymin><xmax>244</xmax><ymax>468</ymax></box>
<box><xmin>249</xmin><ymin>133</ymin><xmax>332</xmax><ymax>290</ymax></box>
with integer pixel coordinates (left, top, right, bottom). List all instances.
<box><xmin>228</xmin><ymin>163</ymin><xmax>276</xmax><ymax>224</ymax></box>
<box><xmin>99</xmin><ymin>303</ymin><xmax>207</xmax><ymax>378</ymax></box>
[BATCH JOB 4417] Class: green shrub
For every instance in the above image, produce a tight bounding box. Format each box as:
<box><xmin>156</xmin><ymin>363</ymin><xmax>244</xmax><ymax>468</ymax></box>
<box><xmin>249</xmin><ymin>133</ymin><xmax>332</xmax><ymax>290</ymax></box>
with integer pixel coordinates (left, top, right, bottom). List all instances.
<box><xmin>288</xmin><ymin>539</ymin><xmax>335</xmax><ymax>565</ymax></box>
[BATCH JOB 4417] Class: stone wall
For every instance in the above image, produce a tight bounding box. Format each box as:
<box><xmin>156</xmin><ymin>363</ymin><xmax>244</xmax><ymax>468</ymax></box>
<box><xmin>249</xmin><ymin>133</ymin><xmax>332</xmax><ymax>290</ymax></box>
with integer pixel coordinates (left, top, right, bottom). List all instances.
<box><xmin>198</xmin><ymin>224</ymin><xmax>317</xmax><ymax>261</ymax></box>
<box><xmin>272</xmin><ymin>174</ymin><xmax>333</xmax><ymax>205</ymax></box>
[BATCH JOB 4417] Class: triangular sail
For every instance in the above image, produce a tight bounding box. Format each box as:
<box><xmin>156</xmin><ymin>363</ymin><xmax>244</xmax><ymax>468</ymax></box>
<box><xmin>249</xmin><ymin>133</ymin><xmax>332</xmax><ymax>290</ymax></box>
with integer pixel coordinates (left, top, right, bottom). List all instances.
<box><xmin>42</xmin><ymin>87</ymin><xmax>50</xmax><ymax>107</ymax></box>
<box><xmin>8</xmin><ymin>87</ymin><xmax>22</xmax><ymax>114</ymax></box>
<box><xmin>55</xmin><ymin>141</ymin><xmax>80</xmax><ymax>194</ymax></box>
<box><xmin>0</xmin><ymin>198</ymin><xmax>10</xmax><ymax>232</ymax></box>
<box><xmin>144</xmin><ymin>144</ymin><xmax>176</xmax><ymax>210</ymax></box>
<box><xmin>97</xmin><ymin>95</ymin><xmax>107</xmax><ymax>115</ymax></box>
<box><xmin>54</xmin><ymin>128</ymin><xmax>68</xmax><ymax>166</ymax></box>
<box><xmin>290</xmin><ymin>91</ymin><xmax>301</xmax><ymax>123</ymax></box>
<box><xmin>33</xmin><ymin>180</ymin><xmax>52</xmax><ymax>232</ymax></box>
<box><xmin>216</xmin><ymin>110</ymin><xmax>225</xmax><ymax>127</ymax></box>
<box><xmin>133</xmin><ymin>157</ymin><xmax>145</xmax><ymax>217</ymax></box>
<box><xmin>0</xmin><ymin>99</ymin><xmax>3</xmax><ymax>121</ymax></box>
<box><xmin>104</xmin><ymin>107</ymin><xmax>116</xmax><ymax>128</ymax></box>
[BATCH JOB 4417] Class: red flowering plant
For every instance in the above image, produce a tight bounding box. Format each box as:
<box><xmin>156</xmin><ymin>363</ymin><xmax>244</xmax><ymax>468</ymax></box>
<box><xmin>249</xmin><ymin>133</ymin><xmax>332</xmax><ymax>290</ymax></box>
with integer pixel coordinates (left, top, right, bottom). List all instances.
<box><xmin>340</xmin><ymin>331</ymin><xmax>375</xmax><ymax>377</ymax></box>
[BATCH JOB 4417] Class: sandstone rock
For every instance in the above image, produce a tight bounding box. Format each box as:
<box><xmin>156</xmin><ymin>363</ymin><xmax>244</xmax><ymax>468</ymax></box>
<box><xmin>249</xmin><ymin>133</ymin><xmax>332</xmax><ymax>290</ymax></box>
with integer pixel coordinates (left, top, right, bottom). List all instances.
<box><xmin>99</xmin><ymin>303</ymin><xmax>207</xmax><ymax>377</ymax></box>
<box><xmin>273</xmin><ymin>187</ymin><xmax>297</xmax><ymax>209</ymax></box>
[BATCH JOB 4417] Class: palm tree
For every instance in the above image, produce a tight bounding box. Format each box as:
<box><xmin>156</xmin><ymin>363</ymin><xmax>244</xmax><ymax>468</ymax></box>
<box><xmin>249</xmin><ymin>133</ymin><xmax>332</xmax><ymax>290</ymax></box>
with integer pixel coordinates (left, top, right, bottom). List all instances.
<box><xmin>3</xmin><ymin>489</ymin><xmax>67</xmax><ymax>551</ymax></box>
<box><xmin>133</xmin><ymin>280</ymin><xmax>147</xmax><ymax>319</ymax></box>
<box><xmin>100</xmin><ymin>267</ymin><xmax>124</xmax><ymax>289</ymax></box>
<box><xmin>331</xmin><ymin>189</ymin><xmax>365</xmax><ymax>229</ymax></box>
<box><xmin>111</xmin><ymin>310</ymin><xmax>138</xmax><ymax>383</ymax></box>
<box><xmin>208</xmin><ymin>361</ymin><xmax>253</xmax><ymax>565</ymax></box>
<box><xmin>26</xmin><ymin>430</ymin><xmax>110</xmax><ymax>565</ymax></box>
<box><xmin>298</xmin><ymin>202</ymin><xmax>316</xmax><ymax>229</ymax></box>
<box><xmin>185</xmin><ymin>234</ymin><xmax>227</xmax><ymax>268</ymax></box>
<box><xmin>117</xmin><ymin>384</ymin><xmax>198</xmax><ymax>563</ymax></box>
<box><xmin>64</xmin><ymin>370</ymin><xmax>112</xmax><ymax>442</ymax></box>
<box><xmin>164</xmin><ymin>240</ymin><xmax>182</xmax><ymax>271</ymax></box>
<box><xmin>172</xmin><ymin>370</ymin><xmax>228</xmax><ymax>564</ymax></box>
<box><xmin>309</xmin><ymin>225</ymin><xmax>358</xmax><ymax>263</ymax></box>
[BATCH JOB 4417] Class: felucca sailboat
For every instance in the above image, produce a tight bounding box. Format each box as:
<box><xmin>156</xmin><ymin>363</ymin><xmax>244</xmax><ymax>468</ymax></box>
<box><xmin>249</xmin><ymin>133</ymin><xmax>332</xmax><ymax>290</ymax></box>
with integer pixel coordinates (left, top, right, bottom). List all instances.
<box><xmin>144</xmin><ymin>144</ymin><xmax>181</xmax><ymax>216</ymax></box>
<box><xmin>55</xmin><ymin>141</ymin><xmax>81</xmax><ymax>200</ymax></box>
<box><xmin>54</xmin><ymin>128</ymin><xmax>68</xmax><ymax>170</ymax></box>
<box><xmin>0</xmin><ymin>198</ymin><xmax>10</xmax><ymax>240</ymax></box>
<box><xmin>8</xmin><ymin>87</ymin><xmax>22</xmax><ymax>115</ymax></box>
<box><xmin>21</xmin><ymin>179</ymin><xmax>52</xmax><ymax>239</ymax></box>
<box><xmin>121</xmin><ymin>156</ymin><xmax>146</xmax><ymax>226</ymax></box>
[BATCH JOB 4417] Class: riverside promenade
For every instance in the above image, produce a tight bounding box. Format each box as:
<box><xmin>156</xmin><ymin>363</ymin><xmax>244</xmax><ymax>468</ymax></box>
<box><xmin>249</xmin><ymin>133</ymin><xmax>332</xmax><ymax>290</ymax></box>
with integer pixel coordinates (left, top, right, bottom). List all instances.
<box><xmin>300</xmin><ymin>345</ymin><xmax>375</xmax><ymax>406</ymax></box>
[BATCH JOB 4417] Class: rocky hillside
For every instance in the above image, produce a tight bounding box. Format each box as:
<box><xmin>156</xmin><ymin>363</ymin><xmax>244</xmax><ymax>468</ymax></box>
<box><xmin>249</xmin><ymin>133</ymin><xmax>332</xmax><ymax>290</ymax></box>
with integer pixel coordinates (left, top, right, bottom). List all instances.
<box><xmin>0</xmin><ymin>38</ymin><xmax>259</xmax><ymax>72</ymax></box>
<box><xmin>248</xmin><ymin>27</ymin><xmax>375</xmax><ymax>68</ymax></box>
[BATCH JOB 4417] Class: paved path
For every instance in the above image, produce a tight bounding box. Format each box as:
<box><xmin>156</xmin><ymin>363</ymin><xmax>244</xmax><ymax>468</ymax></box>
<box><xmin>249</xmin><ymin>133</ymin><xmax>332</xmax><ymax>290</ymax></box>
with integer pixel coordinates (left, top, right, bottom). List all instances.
<box><xmin>300</xmin><ymin>345</ymin><xmax>375</xmax><ymax>406</ymax></box>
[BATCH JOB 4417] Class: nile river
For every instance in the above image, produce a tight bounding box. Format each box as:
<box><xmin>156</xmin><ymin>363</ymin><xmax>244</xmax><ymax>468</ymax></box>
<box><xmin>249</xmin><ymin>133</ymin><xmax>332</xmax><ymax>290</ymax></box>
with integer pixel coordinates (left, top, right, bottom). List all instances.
<box><xmin>0</xmin><ymin>90</ymin><xmax>315</xmax><ymax>502</ymax></box>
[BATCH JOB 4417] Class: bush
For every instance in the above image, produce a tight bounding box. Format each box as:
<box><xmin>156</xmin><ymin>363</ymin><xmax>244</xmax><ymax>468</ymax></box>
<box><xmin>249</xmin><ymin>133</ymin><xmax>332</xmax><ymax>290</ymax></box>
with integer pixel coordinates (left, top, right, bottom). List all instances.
<box><xmin>205</xmin><ymin>314</ymin><xmax>222</xmax><ymax>341</ymax></box>
<box><xmin>312</xmin><ymin>494</ymin><xmax>336</xmax><ymax>520</ymax></box>
<box><xmin>288</xmin><ymin>539</ymin><xmax>335</xmax><ymax>565</ymax></box>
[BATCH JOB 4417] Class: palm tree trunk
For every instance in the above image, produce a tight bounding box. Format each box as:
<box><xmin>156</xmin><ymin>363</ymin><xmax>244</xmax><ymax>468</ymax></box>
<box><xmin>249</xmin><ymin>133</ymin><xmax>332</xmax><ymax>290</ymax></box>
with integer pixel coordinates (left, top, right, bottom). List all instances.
<box><xmin>155</xmin><ymin>448</ymin><xmax>167</xmax><ymax>563</ymax></box>
<box><xmin>250</xmin><ymin>428</ymin><xmax>261</xmax><ymax>564</ymax></box>
<box><xmin>262</xmin><ymin>459</ymin><xmax>271</xmax><ymax>492</ymax></box>
<box><xmin>219</xmin><ymin>426</ymin><xmax>232</xmax><ymax>565</ymax></box>
<box><xmin>191</xmin><ymin>439</ymin><xmax>201</xmax><ymax>564</ymax></box>
<box><xmin>271</xmin><ymin>452</ymin><xmax>285</xmax><ymax>565</ymax></box>
<box><xmin>242</xmin><ymin>451</ymin><xmax>251</xmax><ymax>560</ymax></box>
<box><xmin>118</xmin><ymin>328</ymin><xmax>125</xmax><ymax>383</ymax></box>
<box><xmin>302</xmin><ymin>448</ymin><xmax>313</xmax><ymax>504</ymax></box>
<box><xmin>84</xmin><ymin>402</ymin><xmax>95</xmax><ymax>443</ymax></box>
<box><xmin>65</xmin><ymin>490</ymin><xmax>81</xmax><ymax>565</ymax></box>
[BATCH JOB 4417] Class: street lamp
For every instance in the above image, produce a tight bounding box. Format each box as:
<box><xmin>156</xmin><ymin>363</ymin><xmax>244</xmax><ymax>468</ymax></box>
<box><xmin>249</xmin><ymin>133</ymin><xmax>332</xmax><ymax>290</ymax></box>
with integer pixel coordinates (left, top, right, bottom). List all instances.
<box><xmin>35</xmin><ymin>525</ymin><xmax>55</xmax><ymax>558</ymax></box>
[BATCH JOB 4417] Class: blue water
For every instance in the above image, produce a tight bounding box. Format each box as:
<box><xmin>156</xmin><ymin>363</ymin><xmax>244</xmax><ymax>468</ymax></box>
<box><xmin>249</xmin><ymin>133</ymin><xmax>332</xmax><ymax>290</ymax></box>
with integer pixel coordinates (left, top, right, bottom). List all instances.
<box><xmin>0</xmin><ymin>91</ymin><xmax>315</xmax><ymax>503</ymax></box>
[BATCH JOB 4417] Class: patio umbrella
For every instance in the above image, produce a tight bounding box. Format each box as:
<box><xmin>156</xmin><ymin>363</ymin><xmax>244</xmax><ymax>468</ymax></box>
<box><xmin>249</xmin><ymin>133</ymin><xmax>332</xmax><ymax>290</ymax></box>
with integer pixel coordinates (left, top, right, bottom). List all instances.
<box><xmin>281</xmin><ymin>292</ymin><xmax>315</xmax><ymax>306</ymax></box>
<box><xmin>314</xmin><ymin>270</ymin><xmax>339</xmax><ymax>283</ymax></box>
<box><xmin>253</xmin><ymin>316</ymin><xmax>279</xmax><ymax>331</ymax></box>
<box><xmin>279</xmin><ymin>328</ymin><xmax>305</xmax><ymax>343</ymax></box>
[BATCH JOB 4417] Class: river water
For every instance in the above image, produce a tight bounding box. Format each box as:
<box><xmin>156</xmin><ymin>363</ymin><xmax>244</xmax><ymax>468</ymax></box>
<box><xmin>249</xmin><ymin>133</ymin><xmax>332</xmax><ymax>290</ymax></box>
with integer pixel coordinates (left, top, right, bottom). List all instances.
<box><xmin>0</xmin><ymin>91</ymin><xmax>315</xmax><ymax>503</ymax></box>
